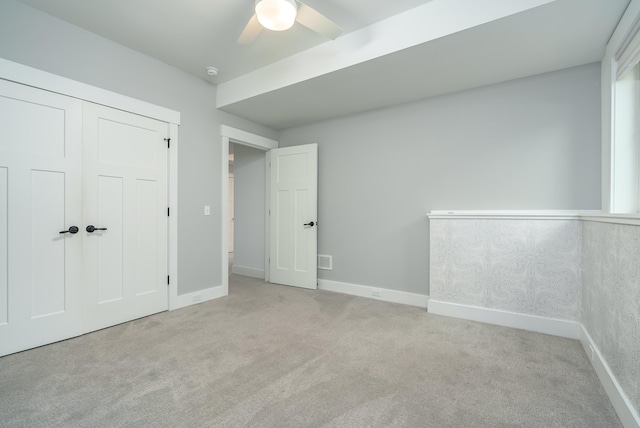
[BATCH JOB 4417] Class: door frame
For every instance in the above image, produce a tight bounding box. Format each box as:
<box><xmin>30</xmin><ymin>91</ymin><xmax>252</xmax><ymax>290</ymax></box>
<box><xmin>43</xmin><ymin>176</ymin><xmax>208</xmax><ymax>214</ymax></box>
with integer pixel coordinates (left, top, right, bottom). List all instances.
<box><xmin>220</xmin><ymin>125</ymin><xmax>278</xmax><ymax>295</ymax></box>
<box><xmin>0</xmin><ymin>58</ymin><xmax>182</xmax><ymax>311</ymax></box>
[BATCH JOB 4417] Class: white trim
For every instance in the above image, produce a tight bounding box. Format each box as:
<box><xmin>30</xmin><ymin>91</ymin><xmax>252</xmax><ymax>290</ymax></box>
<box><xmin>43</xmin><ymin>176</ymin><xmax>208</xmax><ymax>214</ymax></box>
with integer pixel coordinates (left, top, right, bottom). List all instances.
<box><xmin>221</xmin><ymin>125</ymin><xmax>278</xmax><ymax>150</ymax></box>
<box><xmin>581</xmin><ymin>214</ymin><xmax>640</xmax><ymax>226</ymax></box>
<box><xmin>609</xmin><ymin>1</ymin><xmax>640</xmax><ymax>61</ymax></box>
<box><xmin>168</xmin><ymin>124</ymin><xmax>180</xmax><ymax>310</ymax></box>
<box><xmin>428</xmin><ymin>300</ymin><xmax>581</xmax><ymax>339</ymax></box>
<box><xmin>264</xmin><ymin>151</ymin><xmax>271</xmax><ymax>283</ymax></box>
<box><xmin>428</xmin><ymin>215</ymin><xmax>581</xmax><ymax>220</ymax></box>
<box><xmin>427</xmin><ymin>210</ymin><xmax>640</xmax><ymax>226</ymax></box>
<box><xmin>613</xmin><ymin>1</ymin><xmax>640</xmax><ymax>79</ymax></box>
<box><xmin>580</xmin><ymin>326</ymin><xmax>640</xmax><ymax>428</ymax></box>
<box><xmin>616</xmin><ymin>23</ymin><xmax>640</xmax><ymax>80</ymax></box>
<box><xmin>318</xmin><ymin>279</ymin><xmax>428</xmax><ymax>308</ymax></box>
<box><xmin>231</xmin><ymin>265</ymin><xmax>265</xmax><ymax>279</ymax></box>
<box><xmin>427</xmin><ymin>210</ymin><xmax>598</xmax><ymax>220</ymax></box>
<box><xmin>604</xmin><ymin>56</ymin><xmax>616</xmax><ymax>212</ymax></box>
<box><xmin>170</xmin><ymin>286</ymin><xmax>227</xmax><ymax>311</ymax></box>
<box><xmin>221</xmin><ymin>136</ymin><xmax>230</xmax><ymax>297</ymax></box>
<box><xmin>0</xmin><ymin>58</ymin><xmax>180</xmax><ymax>125</ymax></box>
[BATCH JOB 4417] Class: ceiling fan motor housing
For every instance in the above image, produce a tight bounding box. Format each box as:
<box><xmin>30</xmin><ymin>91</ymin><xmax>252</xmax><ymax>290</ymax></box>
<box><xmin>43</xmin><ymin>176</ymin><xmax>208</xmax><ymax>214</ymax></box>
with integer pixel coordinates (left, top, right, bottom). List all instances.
<box><xmin>255</xmin><ymin>0</ymin><xmax>297</xmax><ymax>31</ymax></box>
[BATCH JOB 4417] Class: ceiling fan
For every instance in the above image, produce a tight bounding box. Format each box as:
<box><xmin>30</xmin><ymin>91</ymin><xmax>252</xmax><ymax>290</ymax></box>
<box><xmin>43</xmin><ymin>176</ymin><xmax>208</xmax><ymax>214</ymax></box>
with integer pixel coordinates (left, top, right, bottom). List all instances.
<box><xmin>238</xmin><ymin>0</ymin><xmax>343</xmax><ymax>44</ymax></box>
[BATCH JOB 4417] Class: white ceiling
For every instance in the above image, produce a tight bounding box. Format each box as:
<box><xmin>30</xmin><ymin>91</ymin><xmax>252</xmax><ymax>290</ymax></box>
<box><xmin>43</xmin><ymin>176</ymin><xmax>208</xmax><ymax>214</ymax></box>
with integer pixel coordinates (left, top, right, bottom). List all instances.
<box><xmin>17</xmin><ymin>0</ymin><xmax>630</xmax><ymax>130</ymax></box>
<box><xmin>16</xmin><ymin>0</ymin><xmax>432</xmax><ymax>83</ymax></box>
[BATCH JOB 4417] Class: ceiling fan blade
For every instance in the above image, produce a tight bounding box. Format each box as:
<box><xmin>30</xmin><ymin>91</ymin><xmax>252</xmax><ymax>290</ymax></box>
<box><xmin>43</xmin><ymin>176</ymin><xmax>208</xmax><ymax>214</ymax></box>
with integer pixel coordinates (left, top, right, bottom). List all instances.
<box><xmin>295</xmin><ymin>2</ymin><xmax>342</xmax><ymax>40</ymax></box>
<box><xmin>238</xmin><ymin>13</ymin><xmax>263</xmax><ymax>44</ymax></box>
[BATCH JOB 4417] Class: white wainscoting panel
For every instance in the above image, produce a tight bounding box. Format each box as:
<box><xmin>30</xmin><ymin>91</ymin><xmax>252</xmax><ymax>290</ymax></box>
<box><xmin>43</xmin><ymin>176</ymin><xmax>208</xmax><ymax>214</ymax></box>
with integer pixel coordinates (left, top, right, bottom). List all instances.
<box><xmin>428</xmin><ymin>212</ymin><xmax>639</xmax><ymax>426</ymax></box>
<box><xmin>582</xmin><ymin>220</ymin><xmax>640</xmax><ymax>425</ymax></box>
<box><xmin>430</xmin><ymin>218</ymin><xmax>582</xmax><ymax>321</ymax></box>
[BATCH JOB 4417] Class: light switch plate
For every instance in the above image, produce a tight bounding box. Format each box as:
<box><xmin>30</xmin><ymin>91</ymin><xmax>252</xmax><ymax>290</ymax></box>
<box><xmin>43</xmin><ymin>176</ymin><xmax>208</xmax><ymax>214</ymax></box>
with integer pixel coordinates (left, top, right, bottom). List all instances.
<box><xmin>204</xmin><ymin>205</ymin><xmax>211</xmax><ymax>216</ymax></box>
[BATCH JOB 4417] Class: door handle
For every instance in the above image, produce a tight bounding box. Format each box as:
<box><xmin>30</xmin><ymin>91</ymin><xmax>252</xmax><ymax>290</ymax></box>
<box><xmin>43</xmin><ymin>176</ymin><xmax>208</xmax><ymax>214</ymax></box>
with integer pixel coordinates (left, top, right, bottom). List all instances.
<box><xmin>86</xmin><ymin>225</ymin><xmax>107</xmax><ymax>233</ymax></box>
<box><xmin>303</xmin><ymin>221</ymin><xmax>315</xmax><ymax>227</ymax></box>
<box><xmin>59</xmin><ymin>226</ymin><xmax>79</xmax><ymax>234</ymax></box>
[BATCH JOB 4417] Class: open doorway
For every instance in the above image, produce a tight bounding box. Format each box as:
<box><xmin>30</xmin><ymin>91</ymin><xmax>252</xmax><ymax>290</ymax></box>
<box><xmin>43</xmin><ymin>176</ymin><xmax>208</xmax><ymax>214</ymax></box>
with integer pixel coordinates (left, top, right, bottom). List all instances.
<box><xmin>228</xmin><ymin>142</ymin><xmax>267</xmax><ymax>280</ymax></box>
<box><xmin>221</xmin><ymin>127</ymin><xmax>318</xmax><ymax>294</ymax></box>
<box><xmin>220</xmin><ymin>126</ymin><xmax>278</xmax><ymax>296</ymax></box>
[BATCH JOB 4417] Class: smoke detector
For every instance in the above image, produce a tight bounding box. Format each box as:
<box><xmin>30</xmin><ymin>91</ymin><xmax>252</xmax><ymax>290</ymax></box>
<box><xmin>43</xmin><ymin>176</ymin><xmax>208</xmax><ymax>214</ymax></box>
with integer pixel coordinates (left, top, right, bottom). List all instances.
<box><xmin>206</xmin><ymin>67</ymin><xmax>218</xmax><ymax>77</ymax></box>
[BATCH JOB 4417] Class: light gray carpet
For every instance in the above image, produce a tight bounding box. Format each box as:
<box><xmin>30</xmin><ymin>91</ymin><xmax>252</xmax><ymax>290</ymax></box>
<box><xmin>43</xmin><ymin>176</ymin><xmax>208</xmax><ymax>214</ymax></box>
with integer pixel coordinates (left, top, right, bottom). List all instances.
<box><xmin>0</xmin><ymin>274</ymin><xmax>621</xmax><ymax>427</ymax></box>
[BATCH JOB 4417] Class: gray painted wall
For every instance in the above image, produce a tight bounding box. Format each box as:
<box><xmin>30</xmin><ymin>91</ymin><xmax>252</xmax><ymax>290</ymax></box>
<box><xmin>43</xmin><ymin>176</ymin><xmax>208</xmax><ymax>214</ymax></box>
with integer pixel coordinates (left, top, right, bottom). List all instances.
<box><xmin>0</xmin><ymin>0</ymin><xmax>278</xmax><ymax>295</ymax></box>
<box><xmin>232</xmin><ymin>144</ymin><xmax>266</xmax><ymax>274</ymax></box>
<box><xmin>582</xmin><ymin>221</ymin><xmax>640</xmax><ymax>416</ymax></box>
<box><xmin>279</xmin><ymin>64</ymin><xmax>602</xmax><ymax>295</ymax></box>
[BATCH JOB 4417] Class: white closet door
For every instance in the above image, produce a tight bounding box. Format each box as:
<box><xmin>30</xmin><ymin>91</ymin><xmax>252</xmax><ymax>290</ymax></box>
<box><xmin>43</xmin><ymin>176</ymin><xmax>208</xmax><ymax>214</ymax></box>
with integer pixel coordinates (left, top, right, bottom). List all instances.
<box><xmin>82</xmin><ymin>102</ymin><xmax>169</xmax><ymax>333</ymax></box>
<box><xmin>0</xmin><ymin>80</ymin><xmax>83</xmax><ymax>356</ymax></box>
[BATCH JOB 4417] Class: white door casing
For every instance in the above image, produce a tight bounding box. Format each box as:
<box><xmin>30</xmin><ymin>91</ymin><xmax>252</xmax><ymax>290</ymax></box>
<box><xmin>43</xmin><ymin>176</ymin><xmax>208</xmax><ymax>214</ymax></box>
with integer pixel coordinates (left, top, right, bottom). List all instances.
<box><xmin>229</xmin><ymin>175</ymin><xmax>234</xmax><ymax>253</ymax></box>
<box><xmin>220</xmin><ymin>126</ymin><xmax>278</xmax><ymax>293</ymax></box>
<box><xmin>0</xmin><ymin>79</ymin><xmax>84</xmax><ymax>356</ymax></box>
<box><xmin>269</xmin><ymin>144</ymin><xmax>318</xmax><ymax>289</ymax></box>
<box><xmin>82</xmin><ymin>102</ymin><xmax>169</xmax><ymax>333</ymax></box>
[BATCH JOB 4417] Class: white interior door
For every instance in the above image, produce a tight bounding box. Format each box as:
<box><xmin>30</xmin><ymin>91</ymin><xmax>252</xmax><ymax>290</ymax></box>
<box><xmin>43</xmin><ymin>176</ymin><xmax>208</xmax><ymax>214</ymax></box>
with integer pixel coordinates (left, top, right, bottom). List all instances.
<box><xmin>0</xmin><ymin>80</ymin><xmax>83</xmax><ymax>356</ymax></box>
<box><xmin>82</xmin><ymin>102</ymin><xmax>169</xmax><ymax>333</ymax></box>
<box><xmin>269</xmin><ymin>144</ymin><xmax>318</xmax><ymax>289</ymax></box>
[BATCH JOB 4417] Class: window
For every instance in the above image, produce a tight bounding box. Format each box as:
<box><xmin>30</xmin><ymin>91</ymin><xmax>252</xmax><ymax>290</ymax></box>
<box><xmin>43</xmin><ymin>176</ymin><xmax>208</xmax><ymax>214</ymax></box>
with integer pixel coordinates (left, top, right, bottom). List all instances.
<box><xmin>609</xmin><ymin>7</ymin><xmax>640</xmax><ymax>214</ymax></box>
<box><xmin>612</xmin><ymin>61</ymin><xmax>640</xmax><ymax>213</ymax></box>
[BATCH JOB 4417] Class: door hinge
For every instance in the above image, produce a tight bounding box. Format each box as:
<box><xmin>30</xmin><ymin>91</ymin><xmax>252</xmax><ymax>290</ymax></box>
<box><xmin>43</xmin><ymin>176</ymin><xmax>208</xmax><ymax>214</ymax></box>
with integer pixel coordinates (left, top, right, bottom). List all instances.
<box><xmin>167</xmin><ymin>207</ymin><xmax>170</xmax><ymax>217</ymax></box>
<box><xmin>164</xmin><ymin>138</ymin><xmax>171</xmax><ymax>148</ymax></box>
<box><xmin>167</xmin><ymin>275</ymin><xmax>170</xmax><ymax>285</ymax></box>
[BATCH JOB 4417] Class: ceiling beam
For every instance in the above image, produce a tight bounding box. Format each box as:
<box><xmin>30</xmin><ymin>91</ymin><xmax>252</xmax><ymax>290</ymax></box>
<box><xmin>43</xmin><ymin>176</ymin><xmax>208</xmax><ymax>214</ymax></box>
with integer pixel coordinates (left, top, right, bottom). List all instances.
<box><xmin>216</xmin><ymin>0</ymin><xmax>555</xmax><ymax>109</ymax></box>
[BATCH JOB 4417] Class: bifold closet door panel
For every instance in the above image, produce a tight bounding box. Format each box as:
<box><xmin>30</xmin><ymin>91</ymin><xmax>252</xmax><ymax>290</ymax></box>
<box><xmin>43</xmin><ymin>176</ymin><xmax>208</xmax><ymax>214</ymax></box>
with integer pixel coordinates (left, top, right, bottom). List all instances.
<box><xmin>82</xmin><ymin>102</ymin><xmax>169</xmax><ymax>333</ymax></box>
<box><xmin>0</xmin><ymin>79</ymin><xmax>83</xmax><ymax>357</ymax></box>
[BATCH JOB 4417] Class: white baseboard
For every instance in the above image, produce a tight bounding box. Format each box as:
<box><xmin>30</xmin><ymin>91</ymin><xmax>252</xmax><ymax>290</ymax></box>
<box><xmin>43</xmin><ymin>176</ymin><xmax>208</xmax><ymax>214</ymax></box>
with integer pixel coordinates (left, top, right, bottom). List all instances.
<box><xmin>231</xmin><ymin>265</ymin><xmax>265</xmax><ymax>279</ymax></box>
<box><xmin>580</xmin><ymin>326</ymin><xmax>640</xmax><ymax>428</ymax></box>
<box><xmin>428</xmin><ymin>300</ymin><xmax>581</xmax><ymax>339</ymax></box>
<box><xmin>318</xmin><ymin>279</ymin><xmax>428</xmax><ymax>308</ymax></box>
<box><xmin>170</xmin><ymin>286</ymin><xmax>227</xmax><ymax>310</ymax></box>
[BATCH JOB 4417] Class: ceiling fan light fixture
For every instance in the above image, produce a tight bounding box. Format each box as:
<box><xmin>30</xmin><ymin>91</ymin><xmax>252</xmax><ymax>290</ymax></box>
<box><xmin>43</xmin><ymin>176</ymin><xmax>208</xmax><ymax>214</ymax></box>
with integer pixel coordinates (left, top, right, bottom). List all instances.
<box><xmin>255</xmin><ymin>0</ymin><xmax>297</xmax><ymax>32</ymax></box>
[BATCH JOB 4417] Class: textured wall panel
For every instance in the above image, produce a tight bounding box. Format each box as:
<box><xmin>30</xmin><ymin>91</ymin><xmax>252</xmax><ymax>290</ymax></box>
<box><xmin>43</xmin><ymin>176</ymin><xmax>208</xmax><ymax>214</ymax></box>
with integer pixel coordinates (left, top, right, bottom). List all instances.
<box><xmin>430</xmin><ymin>219</ymin><xmax>582</xmax><ymax>321</ymax></box>
<box><xmin>582</xmin><ymin>221</ymin><xmax>640</xmax><ymax>416</ymax></box>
